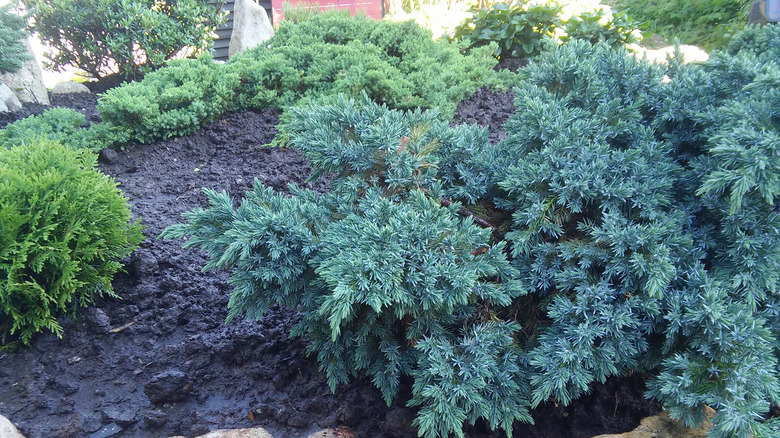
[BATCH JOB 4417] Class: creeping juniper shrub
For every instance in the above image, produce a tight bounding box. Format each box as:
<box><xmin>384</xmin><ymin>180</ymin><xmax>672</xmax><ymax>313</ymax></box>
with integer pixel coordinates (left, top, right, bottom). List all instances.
<box><xmin>0</xmin><ymin>107</ymin><xmax>94</xmax><ymax>150</ymax></box>
<box><xmin>169</xmin><ymin>29</ymin><xmax>778</xmax><ymax>438</ymax></box>
<box><xmin>0</xmin><ymin>141</ymin><xmax>143</xmax><ymax>349</ymax></box>
<box><xmin>229</xmin><ymin>13</ymin><xmax>506</xmax><ymax>117</ymax></box>
<box><xmin>93</xmin><ymin>12</ymin><xmax>504</xmax><ymax>149</ymax></box>
<box><xmin>98</xmin><ymin>54</ymin><xmax>241</xmax><ymax>146</ymax></box>
<box><xmin>163</xmin><ymin>97</ymin><xmax>523</xmax><ymax>416</ymax></box>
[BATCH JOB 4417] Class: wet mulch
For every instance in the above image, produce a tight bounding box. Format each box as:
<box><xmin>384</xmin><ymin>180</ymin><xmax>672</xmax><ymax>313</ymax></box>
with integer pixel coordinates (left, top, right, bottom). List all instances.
<box><xmin>0</xmin><ymin>89</ymin><xmax>661</xmax><ymax>438</ymax></box>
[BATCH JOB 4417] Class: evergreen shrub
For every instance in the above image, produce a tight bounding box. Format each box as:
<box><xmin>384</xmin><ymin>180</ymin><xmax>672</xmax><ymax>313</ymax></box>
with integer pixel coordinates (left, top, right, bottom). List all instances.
<box><xmin>166</xmin><ymin>25</ymin><xmax>779</xmax><ymax>437</ymax></box>
<box><xmin>0</xmin><ymin>107</ymin><xmax>93</xmax><ymax>150</ymax></box>
<box><xmin>23</xmin><ymin>0</ymin><xmax>226</xmax><ymax>79</ymax></box>
<box><xmin>0</xmin><ymin>140</ymin><xmax>143</xmax><ymax>348</ymax></box>
<box><xmin>93</xmin><ymin>12</ymin><xmax>505</xmax><ymax>149</ymax></box>
<box><xmin>228</xmin><ymin>12</ymin><xmax>506</xmax><ymax>117</ymax></box>
<box><xmin>0</xmin><ymin>4</ymin><xmax>29</xmax><ymax>74</ymax></box>
<box><xmin>98</xmin><ymin>54</ymin><xmax>241</xmax><ymax>145</ymax></box>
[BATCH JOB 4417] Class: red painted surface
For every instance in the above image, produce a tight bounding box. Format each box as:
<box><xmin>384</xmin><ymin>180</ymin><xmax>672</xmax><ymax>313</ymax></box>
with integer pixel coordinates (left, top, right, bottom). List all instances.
<box><xmin>271</xmin><ymin>0</ymin><xmax>383</xmax><ymax>22</ymax></box>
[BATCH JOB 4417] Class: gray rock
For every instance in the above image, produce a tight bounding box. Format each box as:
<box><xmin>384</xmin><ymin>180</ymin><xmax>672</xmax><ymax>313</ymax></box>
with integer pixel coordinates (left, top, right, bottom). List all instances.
<box><xmin>80</xmin><ymin>412</ymin><xmax>103</xmax><ymax>433</ymax></box>
<box><xmin>0</xmin><ymin>83</ymin><xmax>22</xmax><ymax>112</ymax></box>
<box><xmin>0</xmin><ymin>415</ymin><xmax>25</xmax><ymax>438</ymax></box>
<box><xmin>228</xmin><ymin>0</ymin><xmax>274</xmax><ymax>58</ymax></box>
<box><xmin>130</xmin><ymin>251</ymin><xmax>159</xmax><ymax>277</ymax></box>
<box><xmin>590</xmin><ymin>408</ymin><xmax>714</xmax><ymax>438</ymax></box>
<box><xmin>88</xmin><ymin>422</ymin><xmax>122</xmax><ymax>438</ymax></box>
<box><xmin>98</xmin><ymin>148</ymin><xmax>119</xmax><ymax>164</ymax></box>
<box><xmin>749</xmin><ymin>1</ymin><xmax>768</xmax><ymax>25</ymax></box>
<box><xmin>0</xmin><ymin>37</ymin><xmax>49</xmax><ymax>105</ymax></box>
<box><xmin>142</xmin><ymin>410</ymin><xmax>168</xmax><ymax>428</ymax></box>
<box><xmin>51</xmin><ymin>80</ymin><xmax>91</xmax><ymax>94</ymax></box>
<box><xmin>101</xmin><ymin>407</ymin><xmax>136</xmax><ymax>425</ymax></box>
<box><xmin>144</xmin><ymin>369</ymin><xmax>192</xmax><ymax>404</ymax></box>
<box><xmin>85</xmin><ymin>307</ymin><xmax>112</xmax><ymax>334</ymax></box>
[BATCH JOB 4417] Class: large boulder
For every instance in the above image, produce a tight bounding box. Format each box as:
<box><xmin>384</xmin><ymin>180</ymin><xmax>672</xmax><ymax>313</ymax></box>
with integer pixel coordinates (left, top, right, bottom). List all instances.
<box><xmin>633</xmin><ymin>45</ymin><xmax>709</xmax><ymax>65</ymax></box>
<box><xmin>0</xmin><ymin>83</ymin><xmax>22</xmax><ymax>112</ymax></box>
<box><xmin>51</xmin><ymin>81</ymin><xmax>91</xmax><ymax>95</ymax></box>
<box><xmin>749</xmin><ymin>1</ymin><xmax>769</xmax><ymax>25</ymax></box>
<box><xmin>169</xmin><ymin>429</ymin><xmax>273</xmax><ymax>438</ymax></box>
<box><xmin>228</xmin><ymin>0</ymin><xmax>274</xmax><ymax>58</ymax></box>
<box><xmin>0</xmin><ymin>37</ymin><xmax>50</xmax><ymax>106</ymax></box>
<box><xmin>0</xmin><ymin>415</ymin><xmax>25</xmax><ymax>438</ymax></box>
<box><xmin>591</xmin><ymin>409</ymin><xmax>714</xmax><ymax>438</ymax></box>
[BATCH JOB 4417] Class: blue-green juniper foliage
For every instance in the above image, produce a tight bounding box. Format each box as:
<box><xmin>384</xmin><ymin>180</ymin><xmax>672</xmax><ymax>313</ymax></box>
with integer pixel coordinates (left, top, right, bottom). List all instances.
<box><xmin>164</xmin><ymin>25</ymin><xmax>780</xmax><ymax>438</ymax></box>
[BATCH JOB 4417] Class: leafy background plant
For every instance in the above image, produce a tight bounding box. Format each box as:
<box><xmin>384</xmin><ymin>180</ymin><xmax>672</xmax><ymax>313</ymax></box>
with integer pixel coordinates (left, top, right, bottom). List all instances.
<box><xmin>453</xmin><ymin>0</ymin><xmax>641</xmax><ymax>59</ymax></box>
<box><xmin>23</xmin><ymin>0</ymin><xmax>227</xmax><ymax>80</ymax></box>
<box><xmin>605</xmin><ymin>0</ymin><xmax>751</xmax><ymax>50</ymax></box>
<box><xmin>0</xmin><ymin>140</ymin><xmax>143</xmax><ymax>349</ymax></box>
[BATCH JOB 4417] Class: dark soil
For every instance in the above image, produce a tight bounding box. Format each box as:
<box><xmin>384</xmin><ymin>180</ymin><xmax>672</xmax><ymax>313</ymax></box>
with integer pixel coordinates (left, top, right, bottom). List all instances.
<box><xmin>0</xmin><ymin>89</ymin><xmax>661</xmax><ymax>438</ymax></box>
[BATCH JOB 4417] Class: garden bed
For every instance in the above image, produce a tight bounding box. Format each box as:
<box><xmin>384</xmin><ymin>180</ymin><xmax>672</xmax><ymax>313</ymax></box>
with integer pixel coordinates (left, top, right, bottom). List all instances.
<box><xmin>0</xmin><ymin>89</ymin><xmax>663</xmax><ymax>438</ymax></box>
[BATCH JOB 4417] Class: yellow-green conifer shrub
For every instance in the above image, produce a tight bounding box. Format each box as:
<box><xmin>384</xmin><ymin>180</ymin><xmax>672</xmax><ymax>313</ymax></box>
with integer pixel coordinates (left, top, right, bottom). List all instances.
<box><xmin>0</xmin><ymin>140</ymin><xmax>143</xmax><ymax>349</ymax></box>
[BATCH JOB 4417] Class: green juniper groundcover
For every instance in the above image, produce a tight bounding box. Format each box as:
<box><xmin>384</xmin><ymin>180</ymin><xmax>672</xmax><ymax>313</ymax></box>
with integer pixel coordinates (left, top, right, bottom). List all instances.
<box><xmin>164</xmin><ymin>24</ymin><xmax>780</xmax><ymax>438</ymax></box>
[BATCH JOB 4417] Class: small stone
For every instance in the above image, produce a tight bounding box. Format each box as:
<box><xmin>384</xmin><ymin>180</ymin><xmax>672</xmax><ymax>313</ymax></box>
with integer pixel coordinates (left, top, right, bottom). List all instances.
<box><xmin>286</xmin><ymin>412</ymin><xmax>309</xmax><ymax>428</ymax></box>
<box><xmin>193</xmin><ymin>428</ymin><xmax>274</xmax><ymax>438</ymax></box>
<box><xmin>307</xmin><ymin>427</ymin><xmax>356</xmax><ymax>438</ymax></box>
<box><xmin>102</xmin><ymin>407</ymin><xmax>136</xmax><ymax>425</ymax></box>
<box><xmin>67</xmin><ymin>355</ymin><xmax>82</xmax><ymax>364</ymax></box>
<box><xmin>0</xmin><ymin>38</ymin><xmax>49</xmax><ymax>105</ymax></box>
<box><xmin>88</xmin><ymin>422</ymin><xmax>122</xmax><ymax>438</ymax></box>
<box><xmin>52</xmin><ymin>80</ymin><xmax>92</xmax><ymax>94</ymax></box>
<box><xmin>590</xmin><ymin>408</ymin><xmax>715</xmax><ymax>438</ymax></box>
<box><xmin>229</xmin><ymin>0</ymin><xmax>274</xmax><ymax>57</ymax></box>
<box><xmin>130</xmin><ymin>251</ymin><xmax>159</xmax><ymax>277</ymax></box>
<box><xmin>99</xmin><ymin>148</ymin><xmax>119</xmax><ymax>164</ymax></box>
<box><xmin>85</xmin><ymin>307</ymin><xmax>112</xmax><ymax>334</ymax></box>
<box><xmin>80</xmin><ymin>413</ymin><xmax>103</xmax><ymax>433</ymax></box>
<box><xmin>142</xmin><ymin>410</ymin><xmax>168</xmax><ymax>428</ymax></box>
<box><xmin>144</xmin><ymin>369</ymin><xmax>192</xmax><ymax>404</ymax></box>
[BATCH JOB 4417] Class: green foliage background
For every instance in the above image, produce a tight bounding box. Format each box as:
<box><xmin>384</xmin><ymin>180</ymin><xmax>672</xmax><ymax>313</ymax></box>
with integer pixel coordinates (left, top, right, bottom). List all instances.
<box><xmin>453</xmin><ymin>0</ymin><xmax>640</xmax><ymax>59</ymax></box>
<box><xmin>606</xmin><ymin>0</ymin><xmax>751</xmax><ymax>49</ymax></box>
<box><xmin>23</xmin><ymin>0</ymin><xmax>226</xmax><ymax>79</ymax></box>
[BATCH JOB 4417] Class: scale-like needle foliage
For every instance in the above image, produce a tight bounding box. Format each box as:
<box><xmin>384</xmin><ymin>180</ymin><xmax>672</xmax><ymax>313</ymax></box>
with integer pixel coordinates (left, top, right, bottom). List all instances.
<box><xmin>166</xmin><ymin>25</ymin><xmax>779</xmax><ymax>438</ymax></box>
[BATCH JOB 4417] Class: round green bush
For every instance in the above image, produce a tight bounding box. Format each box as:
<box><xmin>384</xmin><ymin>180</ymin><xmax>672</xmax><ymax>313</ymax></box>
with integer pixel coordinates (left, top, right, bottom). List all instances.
<box><xmin>24</xmin><ymin>0</ymin><xmax>226</xmax><ymax>79</ymax></box>
<box><xmin>0</xmin><ymin>140</ymin><xmax>144</xmax><ymax>348</ymax></box>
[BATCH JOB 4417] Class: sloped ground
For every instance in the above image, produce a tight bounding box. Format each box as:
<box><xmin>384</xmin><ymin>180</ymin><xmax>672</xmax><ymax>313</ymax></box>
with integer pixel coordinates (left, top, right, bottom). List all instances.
<box><xmin>0</xmin><ymin>90</ymin><xmax>661</xmax><ymax>438</ymax></box>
